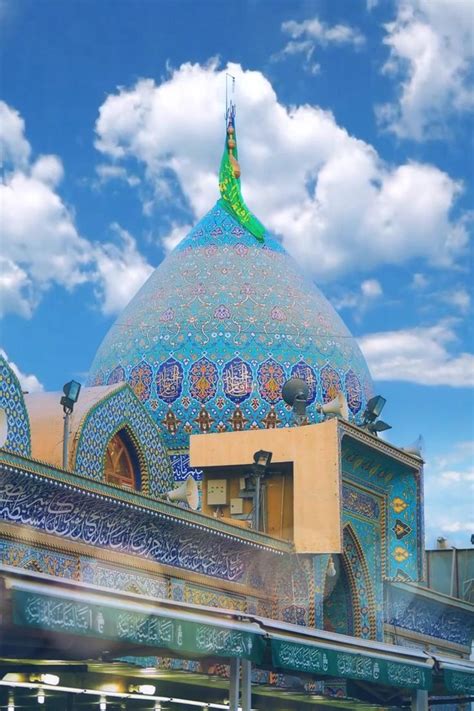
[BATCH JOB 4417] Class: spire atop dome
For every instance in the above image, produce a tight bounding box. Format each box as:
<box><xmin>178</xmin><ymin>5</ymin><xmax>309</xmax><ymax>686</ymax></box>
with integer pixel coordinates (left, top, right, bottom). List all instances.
<box><xmin>218</xmin><ymin>99</ymin><xmax>266</xmax><ymax>243</ymax></box>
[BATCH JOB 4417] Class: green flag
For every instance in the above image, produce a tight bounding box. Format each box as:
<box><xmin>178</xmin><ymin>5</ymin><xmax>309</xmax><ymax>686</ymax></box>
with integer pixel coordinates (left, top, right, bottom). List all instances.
<box><xmin>218</xmin><ymin>116</ymin><xmax>266</xmax><ymax>243</ymax></box>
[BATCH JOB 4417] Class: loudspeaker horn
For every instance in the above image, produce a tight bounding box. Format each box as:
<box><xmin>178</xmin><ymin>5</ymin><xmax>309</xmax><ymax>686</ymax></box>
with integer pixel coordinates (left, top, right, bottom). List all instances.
<box><xmin>316</xmin><ymin>391</ymin><xmax>349</xmax><ymax>421</ymax></box>
<box><xmin>401</xmin><ymin>435</ymin><xmax>424</xmax><ymax>459</ymax></box>
<box><xmin>282</xmin><ymin>377</ymin><xmax>309</xmax><ymax>418</ymax></box>
<box><xmin>166</xmin><ymin>476</ymin><xmax>199</xmax><ymax>510</ymax></box>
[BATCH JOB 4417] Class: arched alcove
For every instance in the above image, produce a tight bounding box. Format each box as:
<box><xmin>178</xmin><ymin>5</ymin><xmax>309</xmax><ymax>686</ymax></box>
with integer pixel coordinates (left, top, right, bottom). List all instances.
<box><xmin>104</xmin><ymin>427</ymin><xmax>142</xmax><ymax>491</ymax></box>
<box><xmin>323</xmin><ymin>556</ymin><xmax>355</xmax><ymax>635</ymax></box>
<box><xmin>342</xmin><ymin>524</ymin><xmax>378</xmax><ymax>639</ymax></box>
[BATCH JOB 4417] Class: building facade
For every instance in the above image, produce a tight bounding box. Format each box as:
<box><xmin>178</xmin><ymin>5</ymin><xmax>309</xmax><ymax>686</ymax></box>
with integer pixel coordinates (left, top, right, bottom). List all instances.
<box><xmin>0</xmin><ymin>115</ymin><xmax>473</xmax><ymax>710</ymax></box>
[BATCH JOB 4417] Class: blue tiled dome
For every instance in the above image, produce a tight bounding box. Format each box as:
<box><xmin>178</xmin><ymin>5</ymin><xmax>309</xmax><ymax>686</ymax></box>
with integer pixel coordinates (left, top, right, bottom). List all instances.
<box><xmin>87</xmin><ymin>201</ymin><xmax>373</xmax><ymax>451</ymax></box>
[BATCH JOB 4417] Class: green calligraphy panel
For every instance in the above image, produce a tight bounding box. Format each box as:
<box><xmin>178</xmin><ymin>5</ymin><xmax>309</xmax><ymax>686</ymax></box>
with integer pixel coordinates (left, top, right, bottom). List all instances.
<box><xmin>271</xmin><ymin>639</ymin><xmax>432</xmax><ymax>690</ymax></box>
<box><xmin>12</xmin><ymin>590</ymin><xmax>264</xmax><ymax>663</ymax></box>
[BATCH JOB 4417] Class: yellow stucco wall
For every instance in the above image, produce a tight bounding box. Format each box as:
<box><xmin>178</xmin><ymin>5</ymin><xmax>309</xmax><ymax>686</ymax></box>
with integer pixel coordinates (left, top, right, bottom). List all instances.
<box><xmin>190</xmin><ymin>419</ymin><xmax>342</xmax><ymax>554</ymax></box>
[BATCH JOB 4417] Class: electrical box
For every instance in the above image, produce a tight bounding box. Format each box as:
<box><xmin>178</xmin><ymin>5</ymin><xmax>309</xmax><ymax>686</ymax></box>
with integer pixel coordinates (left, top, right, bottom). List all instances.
<box><xmin>230</xmin><ymin>497</ymin><xmax>244</xmax><ymax>515</ymax></box>
<box><xmin>207</xmin><ymin>479</ymin><xmax>227</xmax><ymax>506</ymax></box>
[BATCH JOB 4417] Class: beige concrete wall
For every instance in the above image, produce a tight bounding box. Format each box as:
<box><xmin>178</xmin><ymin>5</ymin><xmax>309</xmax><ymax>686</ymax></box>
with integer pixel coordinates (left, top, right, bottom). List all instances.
<box><xmin>190</xmin><ymin>420</ymin><xmax>342</xmax><ymax>554</ymax></box>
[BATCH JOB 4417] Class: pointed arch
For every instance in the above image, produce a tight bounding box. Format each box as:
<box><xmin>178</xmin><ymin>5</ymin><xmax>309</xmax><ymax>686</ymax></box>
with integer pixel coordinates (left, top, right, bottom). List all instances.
<box><xmin>104</xmin><ymin>424</ymin><xmax>144</xmax><ymax>492</ymax></box>
<box><xmin>342</xmin><ymin>523</ymin><xmax>377</xmax><ymax>639</ymax></box>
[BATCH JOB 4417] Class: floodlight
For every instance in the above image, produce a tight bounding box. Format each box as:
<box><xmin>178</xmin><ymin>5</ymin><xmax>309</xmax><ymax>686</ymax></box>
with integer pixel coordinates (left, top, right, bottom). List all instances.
<box><xmin>362</xmin><ymin>395</ymin><xmax>386</xmax><ymax>424</ymax></box>
<box><xmin>366</xmin><ymin>420</ymin><xmax>392</xmax><ymax>434</ymax></box>
<box><xmin>60</xmin><ymin>380</ymin><xmax>81</xmax><ymax>414</ymax></box>
<box><xmin>253</xmin><ymin>450</ymin><xmax>272</xmax><ymax>470</ymax></box>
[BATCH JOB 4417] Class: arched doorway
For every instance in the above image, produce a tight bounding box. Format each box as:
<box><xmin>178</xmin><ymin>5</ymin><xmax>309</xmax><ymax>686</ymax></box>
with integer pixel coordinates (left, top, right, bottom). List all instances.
<box><xmin>104</xmin><ymin>428</ymin><xmax>142</xmax><ymax>491</ymax></box>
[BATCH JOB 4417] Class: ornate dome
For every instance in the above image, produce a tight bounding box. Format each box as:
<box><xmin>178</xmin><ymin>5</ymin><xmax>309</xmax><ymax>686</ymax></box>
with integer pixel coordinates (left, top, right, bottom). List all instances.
<box><xmin>87</xmin><ymin>201</ymin><xmax>373</xmax><ymax>451</ymax></box>
<box><xmin>88</xmin><ymin>108</ymin><xmax>373</xmax><ymax>452</ymax></box>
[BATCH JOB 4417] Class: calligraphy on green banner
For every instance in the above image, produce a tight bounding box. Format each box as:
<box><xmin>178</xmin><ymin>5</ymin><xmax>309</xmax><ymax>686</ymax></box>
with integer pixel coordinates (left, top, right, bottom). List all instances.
<box><xmin>443</xmin><ymin>668</ymin><xmax>474</xmax><ymax>696</ymax></box>
<box><xmin>12</xmin><ymin>590</ymin><xmax>264</xmax><ymax>663</ymax></box>
<box><xmin>271</xmin><ymin>639</ymin><xmax>432</xmax><ymax>690</ymax></box>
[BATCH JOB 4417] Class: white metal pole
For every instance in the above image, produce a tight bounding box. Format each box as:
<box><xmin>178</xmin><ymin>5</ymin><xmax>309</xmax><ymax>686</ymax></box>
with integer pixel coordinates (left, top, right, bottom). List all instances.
<box><xmin>411</xmin><ymin>690</ymin><xmax>428</xmax><ymax>711</ymax></box>
<box><xmin>241</xmin><ymin>659</ymin><xmax>251</xmax><ymax>711</ymax></box>
<box><xmin>229</xmin><ymin>657</ymin><xmax>240</xmax><ymax>711</ymax></box>
<box><xmin>62</xmin><ymin>411</ymin><xmax>70</xmax><ymax>469</ymax></box>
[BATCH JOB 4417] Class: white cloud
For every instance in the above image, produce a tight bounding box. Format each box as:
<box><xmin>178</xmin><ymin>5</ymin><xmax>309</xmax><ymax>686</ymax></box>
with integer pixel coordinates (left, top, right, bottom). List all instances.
<box><xmin>377</xmin><ymin>0</ymin><xmax>474</xmax><ymax>140</ymax></box>
<box><xmin>273</xmin><ymin>16</ymin><xmax>365</xmax><ymax>74</ymax></box>
<box><xmin>161</xmin><ymin>223</ymin><xmax>193</xmax><ymax>254</ymax></box>
<box><xmin>0</xmin><ymin>258</ymin><xmax>34</xmax><ymax>318</ymax></box>
<box><xmin>31</xmin><ymin>154</ymin><xmax>64</xmax><ymax>186</ymax></box>
<box><xmin>361</xmin><ymin>278</ymin><xmax>382</xmax><ymax>298</ymax></box>
<box><xmin>441</xmin><ymin>288</ymin><xmax>470</xmax><ymax>314</ymax></box>
<box><xmin>95</xmin><ymin>163</ymin><xmax>140</xmax><ymax>187</ymax></box>
<box><xmin>1</xmin><ymin>102</ymin><xmax>93</xmax><ymax>314</ymax></box>
<box><xmin>439</xmin><ymin>468</ymin><xmax>474</xmax><ymax>486</ymax></box>
<box><xmin>0</xmin><ymin>101</ymin><xmax>30</xmax><ymax>167</ymax></box>
<box><xmin>412</xmin><ymin>272</ymin><xmax>428</xmax><ymax>289</ymax></box>
<box><xmin>424</xmin><ymin>440</ymin><xmax>474</xmax><ymax>546</ymax></box>
<box><xmin>0</xmin><ymin>348</ymin><xmax>43</xmax><ymax>393</ymax></box>
<box><xmin>0</xmin><ymin>101</ymin><xmax>152</xmax><ymax>318</ymax></box>
<box><xmin>282</xmin><ymin>17</ymin><xmax>365</xmax><ymax>48</ymax></box>
<box><xmin>93</xmin><ymin>223</ymin><xmax>153</xmax><ymax>316</ymax></box>
<box><xmin>94</xmin><ymin>62</ymin><xmax>468</xmax><ymax>281</ymax></box>
<box><xmin>359</xmin><ymin>320</ymin><xmax>474</xmax><ymax>386</ymax></box>
<box><xmin>440</xmin><ymin>520</ymin><xmax>474</xmax><ymax>534</ymax></box>
<box><xmin>332</xmin><ymin>278</ymin><xmax>383</xmax><ymax>314</ymax></box>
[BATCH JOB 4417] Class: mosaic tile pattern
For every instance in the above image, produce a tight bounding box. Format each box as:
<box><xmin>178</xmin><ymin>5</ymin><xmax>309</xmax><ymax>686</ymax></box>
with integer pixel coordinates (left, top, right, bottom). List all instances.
<box><xmin>73</xmin><ymin>384</ymin><xmax>174</xmax><ymax>495</ymax></box>
<box><xmin>341</xmin><ymin>437</ymin><xmax>423</xmax><ymax>582</ymax></box>
<box><xmin>170</xmin><ymin>579</ymin><xmax>246</xmax><ymax>612</ymax></box>
<box><xmin>0</xmin><ymin>540</ymin><xmax>79</xmax><ymax>579</ymax></box>
<box><xmin>80</xmin><ymin>560</ymin><xmax>168</xmax><ymax>598</ymax></box>
<box><xmin>0</xmin><ymin>467</ymin><xmax>282</xmax><ymax>584</ymax></box>
<box><xmin>385</xmin><ymin>584</ymin><xmax>474</xmax><ymax>647</ymax></box>
<box><xmin>272</xmin><ymin>554</ymin><xmax>311</xmax><ymax>627</ymax></box>
<box><xmin>87</xmin><ymin>203</ymin><xmax>373</xmax><ymax>449</ymax></box>
<box><xmin>342</xmin><ymin>524</ymin><xmax>378</xmax><ymax>639</ymax></box>
<box><xmin>0</xmin><ymin>354</ymin><xmax>31</xmax><ymax>456</ymax></box>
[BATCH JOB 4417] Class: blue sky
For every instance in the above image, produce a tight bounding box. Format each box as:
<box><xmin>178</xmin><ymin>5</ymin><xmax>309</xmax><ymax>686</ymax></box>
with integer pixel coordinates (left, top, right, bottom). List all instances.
<box><xmin>1</xmin><ymin>0</ymin><xmax>473</xmax><ymax>547</ymax></box>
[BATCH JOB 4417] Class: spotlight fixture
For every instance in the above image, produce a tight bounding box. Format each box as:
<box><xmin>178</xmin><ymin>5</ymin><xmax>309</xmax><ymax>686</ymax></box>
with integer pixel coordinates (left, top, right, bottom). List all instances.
<box><xmin>60</xmin><ymin>380</ymin><xmax>81</xmax><ymax>414</ymax></box>
<box><xmin>37</xmin><ymin>689</ymin><xmax>45</xmax><ymax>705</ymax></box>
<box><xmin>100</xmin><ymin>696</ymin><xmax>107</xmax><ymax>711</ymax></box>
<box><xmin>30</xmin><ymin>673</ymin><xmax>60</xmax><ymax>686</ymax></box>
<box><xmin>362</xmin><ymin>395</ymin><xmax>391</xmax><ymax>436</ymax></box>
<box><xmin>366</xmin><ymin>420</ymin><xmax>392</xmax><ymax>435</ymax></box>
<box><xmin>129</xmin><ymin>684</ymin><xmax>156</xmax><ymax>695</ymax></box>
<box><xmin>362</xmin><ymin>395</ymin><xmax>386</xmax><ymax>424</ymax></box>
<box><xmin>253</xmin><ymin>449</ymin><xmax>272</xmax><ymax>475</ymax></box>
